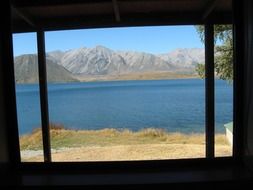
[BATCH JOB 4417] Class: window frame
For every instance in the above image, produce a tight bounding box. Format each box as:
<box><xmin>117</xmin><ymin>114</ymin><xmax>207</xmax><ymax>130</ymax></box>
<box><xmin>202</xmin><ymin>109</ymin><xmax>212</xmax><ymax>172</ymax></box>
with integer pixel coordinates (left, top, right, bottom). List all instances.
<box><xmin>12</xmin><ymin>23</ymin><xmax>236</xmax><ymax>166</ymax></box>
<box><xmin>9</xmin><ymin>21</ymin><xmax>242</xmax><ymax>170</ymax></box>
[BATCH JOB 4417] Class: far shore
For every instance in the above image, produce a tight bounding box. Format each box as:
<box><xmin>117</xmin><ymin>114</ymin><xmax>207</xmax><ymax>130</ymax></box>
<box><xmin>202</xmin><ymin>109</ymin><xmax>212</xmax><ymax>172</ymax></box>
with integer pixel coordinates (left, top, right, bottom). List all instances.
<box><xmin>20</xmin><ymin>126</ymin><xmax>232</xmax><ymax>161</ymax></box>
<box><xmin>16</xmin><ymin>71</ymin><xmax>200</xmax><ymax>84</ymax></box>
<box><xmin>75</xmin><ymin>71</ymin><xmax>199</xmax><ymax>82</ymax></box>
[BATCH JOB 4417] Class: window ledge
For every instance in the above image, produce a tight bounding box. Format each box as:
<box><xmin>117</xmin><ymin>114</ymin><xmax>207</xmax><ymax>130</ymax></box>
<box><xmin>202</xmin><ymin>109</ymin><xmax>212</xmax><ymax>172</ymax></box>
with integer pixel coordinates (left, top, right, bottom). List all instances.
<box><xmin>1</xmin><ymin>162</ymin><xmax>253</xmax><ymax>187</ymax></box>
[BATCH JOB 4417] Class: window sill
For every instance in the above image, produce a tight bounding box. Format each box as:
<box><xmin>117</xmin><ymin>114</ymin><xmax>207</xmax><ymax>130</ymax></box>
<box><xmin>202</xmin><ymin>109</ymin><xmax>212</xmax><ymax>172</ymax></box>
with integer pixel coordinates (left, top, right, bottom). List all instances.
<box><xmin>1</xmin><ymin>159</ymin><xmax>253</xmax><ymax>187</ymax></box>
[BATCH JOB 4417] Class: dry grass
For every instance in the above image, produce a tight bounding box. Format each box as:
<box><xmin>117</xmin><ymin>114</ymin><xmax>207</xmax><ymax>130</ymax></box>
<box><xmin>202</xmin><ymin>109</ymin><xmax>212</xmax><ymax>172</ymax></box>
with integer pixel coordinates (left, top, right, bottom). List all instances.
<box><xmin>20</xmin><ymin>127</ymin><xmax>207</xmax><ymax>150</ymax></box>
<box><xmin>20</xmin><ymin>126</ymin><xmax>232</xmax><ymax>162</ymax></box>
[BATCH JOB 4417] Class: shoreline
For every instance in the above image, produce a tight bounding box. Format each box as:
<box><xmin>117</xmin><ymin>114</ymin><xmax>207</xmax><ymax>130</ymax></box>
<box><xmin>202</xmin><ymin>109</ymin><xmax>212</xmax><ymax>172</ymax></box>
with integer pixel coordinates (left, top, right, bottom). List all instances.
<box><xmin>75</xmin><ymin>72</ymin><xmax>199</xmax><ymax>83</ymax></box>
<box><xmin>16</xmin><ymin>72</ymin><xmax>200</xmax><ymax>85</ymax></box>
<box><xmin>20</xmin><ymin>128</ymin><xmax>225</xmax><ymax>137</ymax></box>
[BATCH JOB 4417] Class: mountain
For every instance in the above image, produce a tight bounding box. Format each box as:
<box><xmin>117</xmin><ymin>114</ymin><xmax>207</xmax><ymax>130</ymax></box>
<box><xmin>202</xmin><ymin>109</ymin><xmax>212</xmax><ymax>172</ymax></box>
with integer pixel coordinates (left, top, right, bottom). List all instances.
<box><xmin>15</xmin><ymin>46</ymin><xmax>204</xmax><ymax>83</ymax></box>
<box><xmin>47</xmin><ymin>46</ymin><xmax>175</xmax><ymax>75</ymax></box>
<box><xmin>14</xmin><ymin>54</ymin><xmax>77</xmax><ymax>83</ymax></box>
<box><xmin>117</xmin><ymin>50</ymin><xmax>175</xmax><ymax>73</ymax></box>
<box><xmin>158</xmin><ymin>48</ymin><xmax>205</xmax><ymax>71</ymax></box>
<box><xmin>54</xmin><ymin>46</ymin><xmax>127</xmax><ymax>75</ymax></box>
<box><xmin>47</xmin><ymin>50</ymin><xmax>65</xmax><ymax>63</ymax></box>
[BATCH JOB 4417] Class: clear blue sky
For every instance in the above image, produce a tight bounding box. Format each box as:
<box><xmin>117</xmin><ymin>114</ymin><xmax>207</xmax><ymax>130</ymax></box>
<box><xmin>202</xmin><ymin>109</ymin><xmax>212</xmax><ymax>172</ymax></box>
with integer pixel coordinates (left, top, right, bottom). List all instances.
<box><xmin>13</xmin><ymin>26</ymin><xmax>203</xmax><ymax>56</ymax></box>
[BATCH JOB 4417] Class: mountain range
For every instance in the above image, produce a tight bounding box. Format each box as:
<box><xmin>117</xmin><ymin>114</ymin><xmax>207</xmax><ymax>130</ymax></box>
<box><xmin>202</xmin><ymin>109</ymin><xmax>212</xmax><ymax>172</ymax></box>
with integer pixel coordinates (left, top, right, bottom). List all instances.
<box><xmin>14</xmin><ymin>46</ymin><xmax>204</xmax><ymax>83</ymax></box>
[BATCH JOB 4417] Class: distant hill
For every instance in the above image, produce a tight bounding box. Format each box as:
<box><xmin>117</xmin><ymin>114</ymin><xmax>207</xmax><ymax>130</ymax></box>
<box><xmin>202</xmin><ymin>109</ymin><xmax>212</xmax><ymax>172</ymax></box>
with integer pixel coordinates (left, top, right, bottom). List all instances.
<box><xmin>14</xmin><ymin>46</ymin><xmax>204</xmax><ymax>83</ymax></box>
<box><xmin>158</xmin><ymin>48</ymin><xmax>205</xmax><ymax>70</ymax></box>
<box><xmin>14</xmin><ymin>54</ymin><xmax>77</xmax><ymax>83</ymax></box>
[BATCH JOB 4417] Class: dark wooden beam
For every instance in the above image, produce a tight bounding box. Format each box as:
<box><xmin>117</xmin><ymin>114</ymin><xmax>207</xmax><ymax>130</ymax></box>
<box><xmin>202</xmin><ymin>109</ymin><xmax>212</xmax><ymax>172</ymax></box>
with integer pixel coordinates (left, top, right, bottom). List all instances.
<box><xmin>12</xmin><ymin>6</ymin><xmax>36</xmax><ymax>28</ymax></box>
<box><xmin>112</xmin><ymin>0</ymin><xmax>120</xmax><ymax>22</ymax></box>
<box><xmin>12</xmin><ymin>0</ymin><xmax>111</xmax><ymax>7</ymax></box>
<box><xmin>37</xmin><ymin>30</ymin><xmax>51</xmax><ymax>163</ymax></box>
<box><xmin>12</xmin><ymin>0</ymin><xmax>165</xmax><ymax>8</ymax></box>
<box><xmin>202</xmin><ymin>0</ymin><xmax>219</xmax><ymax>21</ymax></box>
<box><xmin>19</xmin><ymin>157</ymin><xmax>234</xmax><ymax>172</ymax></box>
<box><xmin>232</xmin><ymin>0</ymin><xmax>244</xmax><ymax>160</ymax></box>
<box><xmin>0</xmin><ymin>0</ymin><xmax>21</xmax><ymax>165</ymax></box>
<box><xmin>205</xmin><ymin>24</ymin><xmax>215</xmax><ymax>158</ymax></box>
<box><xmin>12</xmin><ymin>12</ymin><xmax>232</xmax><ymax>33</ymax></box>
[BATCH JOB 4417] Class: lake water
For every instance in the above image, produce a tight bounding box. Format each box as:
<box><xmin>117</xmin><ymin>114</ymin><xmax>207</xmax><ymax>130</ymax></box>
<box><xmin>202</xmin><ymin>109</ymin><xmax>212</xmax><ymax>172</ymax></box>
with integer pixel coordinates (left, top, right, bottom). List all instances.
<box><xmin>16</xmin><ymin>79</ymin><xmax>233</xmax><ymax>135</ymax></box>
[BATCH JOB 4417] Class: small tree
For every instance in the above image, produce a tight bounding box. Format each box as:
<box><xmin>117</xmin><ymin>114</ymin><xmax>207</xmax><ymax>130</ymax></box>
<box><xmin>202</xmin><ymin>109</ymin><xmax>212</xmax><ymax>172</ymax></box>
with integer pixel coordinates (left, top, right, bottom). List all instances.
<box><xmin>195</xmin><ymin>25</ymin><xmax>233</xmax><ymax>81</ymax></box>
<box><xmin>195</xmin><ymin>63</ymin><xmax>205</xmax><ymax>79</ymax></box>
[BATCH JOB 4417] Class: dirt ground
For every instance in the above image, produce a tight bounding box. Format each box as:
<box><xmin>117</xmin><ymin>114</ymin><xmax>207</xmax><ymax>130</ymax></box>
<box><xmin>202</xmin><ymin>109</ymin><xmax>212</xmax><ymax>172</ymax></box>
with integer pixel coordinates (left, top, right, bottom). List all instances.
<box><xmin>21</xmin><ymin>143</ymin><xmax>232</xmax><ymax>162</ymax></box>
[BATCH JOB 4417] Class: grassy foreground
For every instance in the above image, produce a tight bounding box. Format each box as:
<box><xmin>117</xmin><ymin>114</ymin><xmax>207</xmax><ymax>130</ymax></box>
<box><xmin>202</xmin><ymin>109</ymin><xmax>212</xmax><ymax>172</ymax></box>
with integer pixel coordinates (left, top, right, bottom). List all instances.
<box><xmin>20</xmin><ymin>124</ymin><xmax>231</xmax><ymax>161</ymax></box>
<box><xmin>20</xmin><ymin>125</ymin><xmax>228</xmax><ymax>150</ymax></box>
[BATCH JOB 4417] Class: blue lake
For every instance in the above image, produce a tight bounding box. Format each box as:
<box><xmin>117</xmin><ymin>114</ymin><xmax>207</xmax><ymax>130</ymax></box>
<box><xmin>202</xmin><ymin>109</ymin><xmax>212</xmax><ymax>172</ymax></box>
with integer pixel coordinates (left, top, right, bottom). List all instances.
<box><xmin>15</xmin><ymin>79</ymin><xmax>233</xmax><ymax>135</ymax></box>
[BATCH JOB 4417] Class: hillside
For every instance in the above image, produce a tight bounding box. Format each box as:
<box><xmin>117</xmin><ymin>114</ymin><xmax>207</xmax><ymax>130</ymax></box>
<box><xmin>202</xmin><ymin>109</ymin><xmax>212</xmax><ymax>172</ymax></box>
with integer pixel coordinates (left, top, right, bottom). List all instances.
<box><xmin>14</xmin><ymin>54</ymin><xmax>77</xmax><ymax>83</ymax></box>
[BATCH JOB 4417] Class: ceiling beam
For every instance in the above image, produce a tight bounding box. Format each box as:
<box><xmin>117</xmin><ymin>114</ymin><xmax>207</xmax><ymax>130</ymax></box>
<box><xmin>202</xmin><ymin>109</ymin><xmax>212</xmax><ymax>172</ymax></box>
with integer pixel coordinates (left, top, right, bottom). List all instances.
<box><xmin>11</xmin><ymin>0</ymin><xmax>111</xmax><ymax>7</ymax></box>
<box><xmin>112</xmin><ymin>0</ymin><xmax>120</xmax><ymax>22</ymax></box>
<box><xmin>12</xmin><ymin>6</ymin><xmax>36</xmax><ymax>28</ymax></box>
<box><xmin>202</xmin><ymin>0</ymin><xmax>219</xmax><ymax>21</ymax></box>
<box><xmin>12</xmin><ymin>11</ymin><xmax>232</xmax><ymax>33</ymax></box>
<box><xmin>11</xmin><ymin>0</ymin><xmax>164</xmax><ymax>7</ymax></box>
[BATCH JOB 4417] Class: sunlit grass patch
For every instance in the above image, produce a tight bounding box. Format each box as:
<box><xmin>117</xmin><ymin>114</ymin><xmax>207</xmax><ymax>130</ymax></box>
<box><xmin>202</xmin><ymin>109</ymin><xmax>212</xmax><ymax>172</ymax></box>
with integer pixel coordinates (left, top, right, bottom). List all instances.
<box><xmin>20</xmin><ymin>124</ymin><xmax>230</xmax><ymax>151</ymax></box>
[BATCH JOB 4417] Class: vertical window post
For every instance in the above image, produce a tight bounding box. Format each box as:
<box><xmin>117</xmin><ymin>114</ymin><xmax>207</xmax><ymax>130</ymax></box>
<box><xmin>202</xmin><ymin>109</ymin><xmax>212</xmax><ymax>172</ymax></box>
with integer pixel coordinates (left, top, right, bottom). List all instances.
<box><xmin>0</xmin><ymin>0</ymin><xmax>21</xmax><ymax>164</ymax></box>
<box><xmin>37</xmin><ymin>30</ymin><xmax>51</xmax><ymax>162</ymax></box>
<box><xmin>232</xmin><ymin>0</ymin><xmax>244</xmax><ymax>160</ymax></box>
<box><xmin>205</xmin><ymin>24</ymin><xmax>215</xmax><ymax>158</ymax></box>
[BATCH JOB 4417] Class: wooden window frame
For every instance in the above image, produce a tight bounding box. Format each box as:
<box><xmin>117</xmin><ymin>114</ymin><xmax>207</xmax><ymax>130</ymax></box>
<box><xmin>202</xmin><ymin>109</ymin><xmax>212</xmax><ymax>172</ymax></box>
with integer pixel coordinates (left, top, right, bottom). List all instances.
<box><xmin>3</xmin><ymin>0</ymin><xmax>243</xmax><ymax>172</ymax></box>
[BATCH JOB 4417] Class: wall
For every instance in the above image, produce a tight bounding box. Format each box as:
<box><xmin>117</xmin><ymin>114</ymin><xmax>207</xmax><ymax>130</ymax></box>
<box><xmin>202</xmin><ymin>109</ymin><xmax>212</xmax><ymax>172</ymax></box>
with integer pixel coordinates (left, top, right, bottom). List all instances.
<box><xmin>243</xmin><ymin>0</ymin><xmax>253</xmax><ymax>170</ymax></box>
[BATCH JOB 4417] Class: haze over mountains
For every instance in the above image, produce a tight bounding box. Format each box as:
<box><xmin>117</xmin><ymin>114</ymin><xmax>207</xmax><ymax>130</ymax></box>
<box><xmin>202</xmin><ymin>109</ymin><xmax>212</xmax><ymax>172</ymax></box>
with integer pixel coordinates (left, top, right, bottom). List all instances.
<box><xmin>14</xmin><ymin>46</ymin><xmax>204</xmax><ymax>83</ymax></box>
